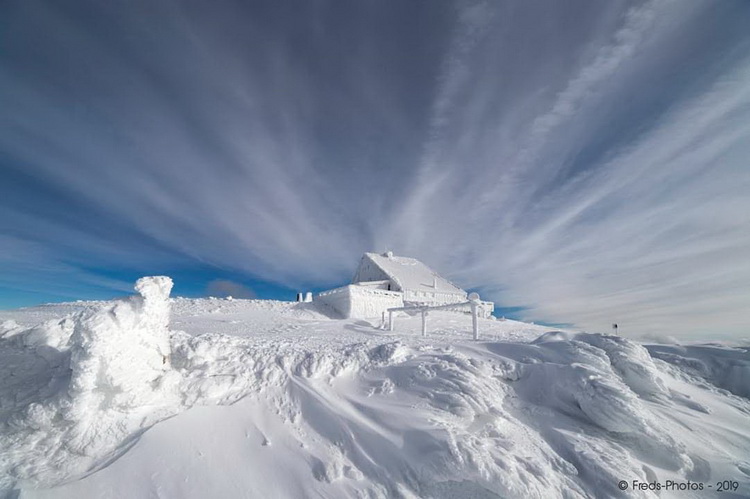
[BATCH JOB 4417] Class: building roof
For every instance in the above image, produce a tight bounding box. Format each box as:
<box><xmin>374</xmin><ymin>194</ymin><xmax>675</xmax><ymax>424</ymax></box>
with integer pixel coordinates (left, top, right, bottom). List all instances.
<box><xmin>357</xmin><ymin>252</ymin><xmax>466</xmax><ymax>295</ymax></box>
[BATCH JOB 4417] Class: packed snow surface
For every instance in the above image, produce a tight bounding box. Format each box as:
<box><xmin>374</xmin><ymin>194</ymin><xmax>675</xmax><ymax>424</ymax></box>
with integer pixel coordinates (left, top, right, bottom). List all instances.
<box><xmin>1</xmin><ymin>278</ymin><xmax>749</xmax><ymax>498</ymax></box>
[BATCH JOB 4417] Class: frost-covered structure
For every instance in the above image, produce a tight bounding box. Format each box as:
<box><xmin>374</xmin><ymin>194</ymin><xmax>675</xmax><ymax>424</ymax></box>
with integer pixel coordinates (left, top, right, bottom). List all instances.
<box><xmin>68</xmin><ymin>276</ymin><xmax>177</xmax><ymax>411</ymax></box>
<box><xmin>317</xmin><ymin>252</ymin><xmax>494</xmax><ymax>319</ymax></box>
<box><xmin>0</xmin><ymin>276</ymin><xmax>183</xmax><ymax>491</ymax></box>
<box><xmin>317</xmin><ymin>282</ymin><xmax>404</xmax><ymax>319</ymax></box>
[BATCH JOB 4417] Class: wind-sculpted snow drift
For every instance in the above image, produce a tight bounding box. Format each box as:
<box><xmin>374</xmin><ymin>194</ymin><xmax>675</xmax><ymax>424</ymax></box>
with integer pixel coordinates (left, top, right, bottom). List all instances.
<box><xmin>0</xmin><ymin>279</ymin><xmax>748</xmax><ymax>498</ymax></box>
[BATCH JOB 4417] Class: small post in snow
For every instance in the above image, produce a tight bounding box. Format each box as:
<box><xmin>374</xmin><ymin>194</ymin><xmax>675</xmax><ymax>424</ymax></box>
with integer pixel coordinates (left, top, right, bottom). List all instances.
<box><xmin>612</xmin><ymin>323</ymin><xmax>618</xmax><ymax>335</ymax></box>
<box><xmin>389</xmin><ymin>310</ymin><xmax>394</xmax><ymax>331</ymax></box>
<box><xmin>421</xmin><ymin>309</ymin><xmax>427</xmax><ymax>337</ymax></box>
<box><xmin>468</xmin><ymin>292</ymin><xmax>480</xmax><ymax>341</ymax></box>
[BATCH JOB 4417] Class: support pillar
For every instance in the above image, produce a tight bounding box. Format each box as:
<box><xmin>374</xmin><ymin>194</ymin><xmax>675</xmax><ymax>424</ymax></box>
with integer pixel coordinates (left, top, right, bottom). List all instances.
<box><xmin>468</xmin><ymin>292</ymin><xmax>480</xmax><ymax>341</ymax></box>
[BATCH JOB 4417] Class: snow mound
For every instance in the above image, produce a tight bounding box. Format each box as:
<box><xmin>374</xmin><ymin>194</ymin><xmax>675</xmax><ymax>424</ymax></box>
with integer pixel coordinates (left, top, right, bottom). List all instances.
<box><xmin>0</xmin><ymin>320</ymin><xmax>22</xmax><ymax>338</ymax></box>
<box><xmin>576</xmin><ymin>333</ymin><xmax>668</xmax><ymax>399</ymax></box>
<box><xmin>647</xmin><ymin>343</ymin><xmax>750</xmax><ymax>398</ymax></box>
<box><xmin>495</xmin><ymin>337</ymin><xmax>690</xmax><ymax>474</ymax></box>
<box><xmin>531</xmin><ymin>330</ymin><xmax>576</xmax><ymax>343</ymax></box>
<box><xmin>2</xmin><ymin>286</ymin><xmax>750</xmax><ymax>498</ymax></box>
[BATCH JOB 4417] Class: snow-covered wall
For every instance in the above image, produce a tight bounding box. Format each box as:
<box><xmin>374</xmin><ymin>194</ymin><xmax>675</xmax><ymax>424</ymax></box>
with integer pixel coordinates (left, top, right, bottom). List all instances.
<box><xmin>315</xmin><ymin>286</ymin><xmax>350</xmax><ymax>317</ymax></box>
<box><xmin>349</xmin><ymin>286</ymin><xmax>404</xmax><ymax>319</ymax></box>
<box><xmin>317</xmin><ymin>285</ymin><xmax>403</xmax><ymax>319</ymax></box>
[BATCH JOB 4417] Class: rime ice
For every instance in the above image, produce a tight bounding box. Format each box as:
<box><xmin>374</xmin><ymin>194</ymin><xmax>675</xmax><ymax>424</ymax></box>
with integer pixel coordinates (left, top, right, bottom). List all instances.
<box><xmin>68</xmin><ymin>276</ymin><xmax>174</xmax><ymax>410</ymax></box>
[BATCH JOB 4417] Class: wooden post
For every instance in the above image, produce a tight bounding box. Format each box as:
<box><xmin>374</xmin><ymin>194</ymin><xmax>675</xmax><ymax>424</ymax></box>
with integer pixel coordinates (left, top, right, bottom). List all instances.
<box><xmin>468</xmin><ymin>292</ymin><xmax>480</xmax><ymax>341</ymax></box>
<box><xmin>389</xmin><ymin>310</ymin><xmax>394</xmax><ymax>331</ymax></box>
<box><xmin>421</xmin><ymin>309</ymin><xmax>427</xmax><ymax>337</ymax></box>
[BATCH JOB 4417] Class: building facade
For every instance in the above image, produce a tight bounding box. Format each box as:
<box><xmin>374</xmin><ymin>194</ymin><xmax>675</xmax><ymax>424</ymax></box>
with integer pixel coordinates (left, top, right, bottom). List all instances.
<box><xmin>316</xmin><ymin>252</ymin><xmax>494</xmax><ymax>319</ymax></box>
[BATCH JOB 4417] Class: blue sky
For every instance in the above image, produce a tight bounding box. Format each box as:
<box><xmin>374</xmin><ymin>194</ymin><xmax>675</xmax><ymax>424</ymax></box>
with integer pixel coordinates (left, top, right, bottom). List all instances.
<box><xmin>1</xmin><ymin>0</ymin><xmax>749</xmax><ymax>338</ymax></box>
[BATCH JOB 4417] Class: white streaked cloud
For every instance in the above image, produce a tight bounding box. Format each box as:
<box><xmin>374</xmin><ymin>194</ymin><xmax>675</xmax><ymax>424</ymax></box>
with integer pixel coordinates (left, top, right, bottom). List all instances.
<box><xmin>1</xmin><ymin>0</ymin><xmax>748</xmax><ymax>337</ymax></box>
<box><xmin>380</xmin><ymin>0</ymin><xmax>750</xmax><ymax>338</ymax></box>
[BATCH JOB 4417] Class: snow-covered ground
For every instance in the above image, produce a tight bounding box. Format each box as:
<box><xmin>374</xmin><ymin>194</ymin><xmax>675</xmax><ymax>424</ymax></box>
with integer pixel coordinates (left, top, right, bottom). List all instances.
<box><xmin>1</xmin><ymin>278</ymin><xmax>749</xmax><ymax>498</ymax></box>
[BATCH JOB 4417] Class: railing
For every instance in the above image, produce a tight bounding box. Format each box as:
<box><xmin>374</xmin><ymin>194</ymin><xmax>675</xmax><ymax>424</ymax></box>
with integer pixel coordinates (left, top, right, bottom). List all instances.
<box><xmin>387</xmin><ymin>293</ymin><xmax>483</xmax><ymax>340</ymax></box>
<box><xmin>318</xmin><ymin>285</ymin><xmax>401</xmax><ymax>298</ymax></box>
<box><xmin>402</xmin><ymin>289</ymin><xmax>468</xmax><ymax>303</ymax></box>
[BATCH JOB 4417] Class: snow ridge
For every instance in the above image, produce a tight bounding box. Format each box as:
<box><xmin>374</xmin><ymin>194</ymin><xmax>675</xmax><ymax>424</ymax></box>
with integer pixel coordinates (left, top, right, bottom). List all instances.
<box><xmin>1</xmin><ymin>280</ymin><xmax>749</xmax><ymax>498</ymax></box>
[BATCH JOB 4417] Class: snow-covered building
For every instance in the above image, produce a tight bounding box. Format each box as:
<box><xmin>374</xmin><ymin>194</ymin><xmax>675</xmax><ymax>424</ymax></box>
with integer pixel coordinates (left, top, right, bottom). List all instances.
<box><xmin>316</xmin><ymin>252</ymin><xmax>494</xmax><ymax>319</ymax></box>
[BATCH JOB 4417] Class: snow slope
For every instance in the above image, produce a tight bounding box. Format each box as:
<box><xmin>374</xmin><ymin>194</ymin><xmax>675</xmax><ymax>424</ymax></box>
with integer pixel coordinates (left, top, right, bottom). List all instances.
<box><xmin>1</xmin><ymin>278</ymin><xmax>749</xmax><ymax>498</ymax></box>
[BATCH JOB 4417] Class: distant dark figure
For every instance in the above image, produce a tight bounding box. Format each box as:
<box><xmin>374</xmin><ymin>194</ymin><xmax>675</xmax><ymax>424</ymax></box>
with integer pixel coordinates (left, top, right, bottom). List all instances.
<box><xmin>612</xmin><ymin>323</ymin><xmax>618</xmax><ymax>334</ymax></box>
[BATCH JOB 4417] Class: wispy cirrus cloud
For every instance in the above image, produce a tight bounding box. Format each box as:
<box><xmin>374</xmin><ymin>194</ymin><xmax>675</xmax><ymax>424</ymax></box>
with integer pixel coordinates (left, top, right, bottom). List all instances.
<box><xmin>381</xmin><ymin>0</ymin><xmax>750</xmax><ymax>338</ymax></box>
<box><xmin>1</xmin><ymin>0</ymin><xmax>748</xmax><ymax>337</ymax></box>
